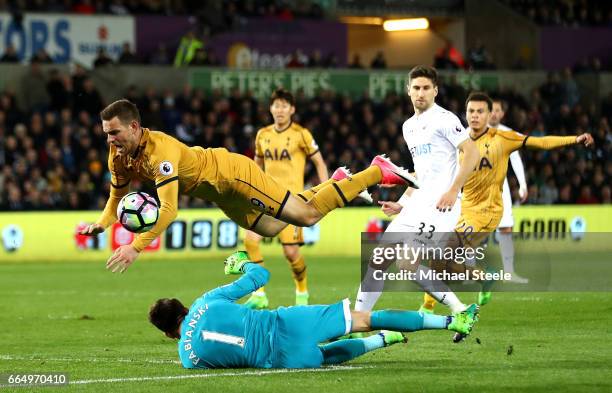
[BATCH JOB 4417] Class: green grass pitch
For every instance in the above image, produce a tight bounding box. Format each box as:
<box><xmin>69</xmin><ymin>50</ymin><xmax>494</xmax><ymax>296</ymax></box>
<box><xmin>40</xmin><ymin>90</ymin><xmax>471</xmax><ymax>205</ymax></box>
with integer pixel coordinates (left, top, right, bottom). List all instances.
<box><xmin>0</xmin><ymin>256</ymin><xmax>611</xmax><ymax>392</ymax></box>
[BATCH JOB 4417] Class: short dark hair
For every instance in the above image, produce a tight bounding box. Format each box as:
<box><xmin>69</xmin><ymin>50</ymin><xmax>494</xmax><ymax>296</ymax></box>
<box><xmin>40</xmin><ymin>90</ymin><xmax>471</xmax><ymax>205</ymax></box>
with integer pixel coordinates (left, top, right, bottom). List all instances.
<box><xmin>270</xmin><ymin>88</ymin><xmax>295</xmax><ymax>106</ymax></box>
<box><xmin>491</xmin><ymin>97</ymin><xmax>507</xmax><ymax>111</ymax></box>
<box><xmin>466</xmin><ymin>91</ymin><xmax>493</xmax><ymax>111</ymax></box>
<box><xmin>408</xmin><ymin>65</ymin><xmax>438</xmax><ymax>86</ymax></box>
<box><xmin>100</xmin><ymin>99</ymin><xmax>141</xmax><ymax>125</ymax></box>
<box><xmin>148</xmin><ymin>298</ymin><xmax>188</xmax><ymax>334</ymax></box>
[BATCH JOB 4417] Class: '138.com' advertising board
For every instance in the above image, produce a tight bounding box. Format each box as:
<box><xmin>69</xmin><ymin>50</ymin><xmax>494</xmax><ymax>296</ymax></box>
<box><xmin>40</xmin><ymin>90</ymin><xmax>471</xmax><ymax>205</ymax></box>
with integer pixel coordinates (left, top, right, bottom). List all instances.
<box><xmin>0</xmin><ymin>206</ymin><xmax>610</xmax><ymax>263</ymax></box>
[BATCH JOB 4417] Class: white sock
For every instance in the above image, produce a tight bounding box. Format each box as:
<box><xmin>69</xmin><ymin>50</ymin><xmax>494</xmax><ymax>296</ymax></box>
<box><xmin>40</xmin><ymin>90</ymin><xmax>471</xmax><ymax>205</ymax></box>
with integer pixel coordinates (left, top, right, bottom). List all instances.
<box><xmin>355</xmin><ymin>263</ymin><xmax>385</xmax><ymax>311</ymax></box>
<box><xmin>428</xmin><ymin>291</ymin><xmax>466</xmax><ymax>314</ymax></box>
<box><xmin>362</xmin><ymin>334</ymin><xmax>385</xmax><ymax>351</ymax></box>
<box><xmin>497</xmin><ymin>232</ymin><xmax>515</xmax><ymax>273</ymax></box>
<box><xmin>355</xmin><ymin>284</ymin><xmax>383</xmax><ymax>312</ymax></box>
<box><xmin>414</xmin><ymin>265</ymin><xmax>466</xmax><ymax>313</ymax></box>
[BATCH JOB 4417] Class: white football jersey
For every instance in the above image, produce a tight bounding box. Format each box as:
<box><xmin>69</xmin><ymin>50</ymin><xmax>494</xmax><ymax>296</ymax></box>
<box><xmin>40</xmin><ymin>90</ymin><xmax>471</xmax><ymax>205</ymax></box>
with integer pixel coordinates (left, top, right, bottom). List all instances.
<box><xmin>402</xmin><ymin>103</ymin><xmax>468</xmax><ymax>199</ymax></box>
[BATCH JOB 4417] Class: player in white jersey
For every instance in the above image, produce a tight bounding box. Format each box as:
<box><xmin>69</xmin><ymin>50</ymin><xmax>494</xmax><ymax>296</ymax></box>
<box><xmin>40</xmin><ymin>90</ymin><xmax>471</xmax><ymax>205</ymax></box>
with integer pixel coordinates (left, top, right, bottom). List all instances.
<box><xmin>489</xmin><ymin>99</ymin><xmax>529</xmax><ymax>284</ymax></box>
<box><xmin>354</xmin><ymin>66</ymin><xmax>480</xmax><ymax>316</ymax></box>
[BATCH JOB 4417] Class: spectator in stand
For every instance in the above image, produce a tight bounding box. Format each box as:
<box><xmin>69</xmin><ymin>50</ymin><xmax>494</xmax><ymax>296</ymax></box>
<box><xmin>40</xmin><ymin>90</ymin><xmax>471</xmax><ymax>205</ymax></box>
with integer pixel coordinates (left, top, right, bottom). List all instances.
<box><xmin>286</xmin><ymin>50</ymin><xmax>306</xmax><ymax>68</ymax></box>
<box><xmin>93</xmin><ymin>47</ymin><xmax>114</xmax><ymax>68</ymax></box>
<box><xmin>434</xmin><ymin>39</ymin><xmax>465</xmax><ymax>70</ymax></box>
<box><xmin>189</xmin><ymin>48</ymin><xmax>208</xmax><ymax>66</ymax></box>
<box><xmin>47</xmin><ymin>69</ymin><xmax>72</xmax><ymax>111</ymax></box>
<box><xmin>30</xmin><ymin>48</ymin><xmax>53</xmax><ymax>64</ymax></box>
<box><xmin>118</xmin><ymin>42</ymin><xmax>139</xmax><ymax>64</ymax></box>
<box><xmin>72</xmin><ymin>0</ymin><xmax>96</xmax><ymax>14</ymax></box>
<box><xmin>370</xmin><ymin>51</ymin><xmax>387</xmax><ymax>69</ymax></box>
<box><xmin>109</xmin><ymin>0</ymin><xmax>129</xmax><ymax>15</ymax></box>
<box><xmin>73</xmin><ymin>78</ymin><xmax>104</xmax><ymax>118</ymax></box>
<box><xmin>21</xmin><ymin>62</ymin><xmax>50</xmax><ymax>112</ymax></box>
<box><xmin>174</xmin><ymin>30</ymin><xmax>204</xmax><ymax>67</ymax></box>
<box><xmin>348</xmin><ymin>54</ymin><xmax>364</xmax><ymax>69</ymax></box>
<box><xmin>205</xmin><ymin>49</ymin><xmax>221</xmax><ymax>66</ymax></box>
<box><xmin>467</xmin><ymin>39</ymin><xmax>495</xmax><ymax>70</ymax></box>
<box><xmin>308</xmin><ymin>50</ymin><xmax>324</xmax><ymax>68</ymax></box>
<box><xmin>0</xmin><ymin>44</ymin><xmax>19</xmax><ymax>63</ymax></box>
<box><xmin>149</xmin><ymin>43</ymin><xmax>171</xmax><ymax>65</ymax></box>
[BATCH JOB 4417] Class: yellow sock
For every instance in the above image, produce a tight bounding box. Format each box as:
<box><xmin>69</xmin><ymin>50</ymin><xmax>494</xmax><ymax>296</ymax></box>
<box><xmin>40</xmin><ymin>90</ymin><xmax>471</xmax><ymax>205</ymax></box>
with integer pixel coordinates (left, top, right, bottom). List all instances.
<box><xmin>254</xmin><ymin>287</ymin><xmax>266</xmax><ymax>295</ymax></box>
<box><xmin>309</xmin><ymin>167</ymin><xmax>381</xmax><ymax>215</ymax></box>
<box><xmin>244</xmin><ymin>237</ymin><xmax>263</xmax><ymax>263</ymax></box>
<box><xmin>297</xmin><ymin>179</ymin><xmax>336</xmax><ymax>201</ymax></box>
<box><xmin>422</xmin><ymin>293</ymin><xmax>437</xmax><ymax>311</ymax></box>
<box><xmin>244</xmin><ymin>236</ymin><xmax>265</xmax><ymax>294</ymax></box>
<box><xmin>288</xmin><ymin>255</ymin><xmax>307</xmax><ymax>293</ymax></box>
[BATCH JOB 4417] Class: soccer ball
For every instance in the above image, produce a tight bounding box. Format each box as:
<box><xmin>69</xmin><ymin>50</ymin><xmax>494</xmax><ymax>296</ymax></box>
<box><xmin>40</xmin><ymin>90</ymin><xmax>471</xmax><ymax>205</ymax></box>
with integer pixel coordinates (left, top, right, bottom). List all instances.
<box><xmin>117</xmin><ymin>192</ymin><xmax>159</xmax><ymax>233</ymax></box>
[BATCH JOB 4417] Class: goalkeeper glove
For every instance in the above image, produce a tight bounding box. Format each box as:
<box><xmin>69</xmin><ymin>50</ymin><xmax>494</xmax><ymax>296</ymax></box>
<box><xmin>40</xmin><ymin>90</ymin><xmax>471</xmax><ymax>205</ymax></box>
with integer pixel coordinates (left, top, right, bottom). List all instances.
<box><xmin>224</xmin><ymin>251</ymin><xmax>252</xmax><ymax>275</ymax></box>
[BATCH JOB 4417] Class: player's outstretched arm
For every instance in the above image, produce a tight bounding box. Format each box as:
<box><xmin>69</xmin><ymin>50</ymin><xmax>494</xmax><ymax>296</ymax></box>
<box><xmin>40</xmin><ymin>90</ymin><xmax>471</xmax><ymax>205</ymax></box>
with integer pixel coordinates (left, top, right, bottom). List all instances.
<box><xmin>378</xmin><ymin>201</ymin><xmax>402</xmax><ymax>217</ymax></box>
<box><xmin>204</xmin><ymin>252</ymin><xmax>271</xmax><ymax>303</ymax></box>
<box><xmin>106</xmin><ymin>180</ymin><xmax>179</xmax><ymax>273</ymax></box>
<box><xmin>524</xmin><ymin>133</ymin><xmax>594</xmax><ymax>150</ymax></box>
<box><xmin>437</xmin><ymin>139</ymin><xmax>479</xmax><ymax>212</ymax></box>
<box><xmin>80</xmin><ymin>184</ymin><xmax>129</xmax><ymax>236</ymax></box>
<box><xmin>79</xmin><ymin>223</ymin><xmax>105</xmax><ymax>236</ymax></box>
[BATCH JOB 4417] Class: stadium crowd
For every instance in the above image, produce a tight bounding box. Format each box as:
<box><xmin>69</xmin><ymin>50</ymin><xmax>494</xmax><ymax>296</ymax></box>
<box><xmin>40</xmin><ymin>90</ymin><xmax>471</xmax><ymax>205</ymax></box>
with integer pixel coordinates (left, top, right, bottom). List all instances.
<box><xmin>0</xmin><ymin>66</ymin><xmax>609</xmax><ymax>211</ymax></box>
<box><xmin>0</xmin><ymin>0</ymin><xmax>324</xmax><ymax>18</ymax></box>
<box><xmin>501</xmin><ymin>0</ymin><xmax>612</xmax><ymax>27</ymax></box>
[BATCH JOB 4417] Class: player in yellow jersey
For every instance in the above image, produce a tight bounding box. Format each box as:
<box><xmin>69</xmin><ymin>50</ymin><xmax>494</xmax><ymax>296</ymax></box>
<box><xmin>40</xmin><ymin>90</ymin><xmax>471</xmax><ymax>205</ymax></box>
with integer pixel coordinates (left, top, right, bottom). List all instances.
<box><xmin>243</xmin><ymin>89</ymin><xmax>329</xmax><ymax>308</ymax></box>
<box><xmin>420</xmin><ymin>92</ymin><xmax>594</xmax><ymax>324</ymax></box>
<box><xmin>80</xmin><ymin>99</ymin><xmax>418</xmax><ymax>273</ymax></box>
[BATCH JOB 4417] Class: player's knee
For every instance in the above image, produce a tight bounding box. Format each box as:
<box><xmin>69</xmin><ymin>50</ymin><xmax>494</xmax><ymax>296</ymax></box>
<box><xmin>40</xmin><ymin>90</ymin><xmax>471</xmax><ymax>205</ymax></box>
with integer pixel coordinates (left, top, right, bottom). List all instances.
<box><xmin>283</xmin><ymin>247</ymin><xmax>300</xmax><ymax>261</ymax></box>
<box><xmin>350</xmin><ymin>311</ymin><xmax>371</xmax><ymax>332</ymax></box>
<box><xmin>299</xmin><ymin>208</ymin><xmax>321</xmax><ymax>226</ymax></box>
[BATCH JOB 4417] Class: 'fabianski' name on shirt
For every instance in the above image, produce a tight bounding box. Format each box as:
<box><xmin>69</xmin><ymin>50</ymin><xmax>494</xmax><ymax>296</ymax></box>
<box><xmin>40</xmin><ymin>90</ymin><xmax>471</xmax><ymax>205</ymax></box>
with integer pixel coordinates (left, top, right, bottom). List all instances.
<box><xmin>182</xmin><ymin>304</ymin><xmax>208</xmax><ymax>366</ymax></box>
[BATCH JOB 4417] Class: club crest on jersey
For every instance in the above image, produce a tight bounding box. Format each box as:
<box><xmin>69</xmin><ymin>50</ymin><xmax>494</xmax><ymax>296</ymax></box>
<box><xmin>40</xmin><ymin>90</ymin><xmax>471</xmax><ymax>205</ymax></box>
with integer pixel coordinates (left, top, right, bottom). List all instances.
<box><xmin>159</xmin><ymin>161</ymin><xmax>174</xmax><ymax>176</ymax></box>
<box><xmin>454</xmin><ymin>126</ymin><xmax>463</xmax><ymax>134</ymax></box>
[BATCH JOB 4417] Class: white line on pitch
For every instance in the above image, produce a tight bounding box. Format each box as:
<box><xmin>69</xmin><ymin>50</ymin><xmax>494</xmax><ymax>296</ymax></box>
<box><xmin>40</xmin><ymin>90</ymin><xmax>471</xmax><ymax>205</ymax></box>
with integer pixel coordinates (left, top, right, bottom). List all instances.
<box><xmin>72</xmin><ymin>366</ymin><xmax>365</xmax><ymax>385</ymax></box>
<box><xmin>0</xmin><ymin>354</ymin><xmax>179</xmax><ymax>365</ymax></box>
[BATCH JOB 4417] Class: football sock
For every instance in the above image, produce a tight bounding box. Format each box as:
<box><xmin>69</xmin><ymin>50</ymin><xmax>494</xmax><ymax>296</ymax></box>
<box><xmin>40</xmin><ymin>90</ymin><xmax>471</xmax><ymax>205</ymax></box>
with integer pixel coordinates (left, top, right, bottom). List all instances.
<box><xmin>244</xmin><ymin>237</ymin><xmax>264</xmax><ymax>264</ymax></box>
<box><xmin>422</xmin><ymin>313</ymin><xmax>450</xmax><ymax>329</ymax></box>
<box><xmin>422</xmin><ymin>293</ymin><xmax>438</xmax><ymax>311</ymax></box>
<box><xmin>355</xmin><ymin>285</ymin><xmax>383</xmax><ymax>312</ymax></box>
<box><xmin>355</xmin><ymin>263</ymin><xmax>386</xmax><ymax>311</ymax></box>
<box><xmin>320</xmin><ymin>338</ymin><xmax>373</xmax><ymax>365</ymax></box>
<box><xmin>414</xmin><ymin>265</ymin><xmax>466</xmax><ymax>314</ymax></box>
<box><xmin>244</xmin><ymin>237</ymin><xmax>265</xmax><ymax>293</ymax></box>
<box><xmin>497</xmin><ymin>232</ymin><xmax>515</xmax><ymax>273</ymax></box>
<box><xmin>288</xmin><ymin>255</ymin><xmax>307</xmax><ymax>293</ymax></box>
<box><xmin>371</xmin><ymin>310</ymin><xmax>425</xmax><ymax>331</ymax></box>
<box><xmin>309</xmin><ymin>167</ymin><xmax>381</xmax><ymax>215</ymax></box>
<box><xmin>297</xmin><ymin>179</ymin><xmax>336</xmax><ymax>201</ymax></box>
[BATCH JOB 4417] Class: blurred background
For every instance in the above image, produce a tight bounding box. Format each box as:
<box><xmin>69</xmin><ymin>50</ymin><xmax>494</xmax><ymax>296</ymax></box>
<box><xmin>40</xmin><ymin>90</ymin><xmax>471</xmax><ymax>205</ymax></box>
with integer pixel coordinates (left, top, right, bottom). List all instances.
<box><xmin>0</xmin><ymin>0</ymin><xmax>609</xmax><ymax>218</ymax></box>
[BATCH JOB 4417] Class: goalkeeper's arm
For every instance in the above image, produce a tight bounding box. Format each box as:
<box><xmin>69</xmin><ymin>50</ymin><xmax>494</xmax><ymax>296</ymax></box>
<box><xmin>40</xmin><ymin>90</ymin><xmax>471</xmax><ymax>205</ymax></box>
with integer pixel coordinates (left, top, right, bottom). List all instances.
<box><xmin>205</xmin><ymin>264</ymin><xmax>270</xmax><ymax>303</ymax></box>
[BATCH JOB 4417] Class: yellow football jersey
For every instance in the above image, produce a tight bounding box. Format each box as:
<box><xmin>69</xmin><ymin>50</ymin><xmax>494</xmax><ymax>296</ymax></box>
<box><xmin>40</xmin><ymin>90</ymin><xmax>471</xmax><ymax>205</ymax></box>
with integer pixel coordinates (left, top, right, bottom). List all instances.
<box><xmin>97</xmin><ymin>128</ymin><xmax>293</xmax><ymax>251</ymax></box>
<box><xmin>97</xmin><ymin>128</ymin><xmax>228</xmax><ymax>250</ymax></box>
<box><xmin>460</xmin><ymin>128</ymin><xmax>576</xmax><ymax>227</ymax></box>
<box><xmin>255</xmin><ymin>122</ymin><xmax>319</xmax><ymax>193</ymax></box>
